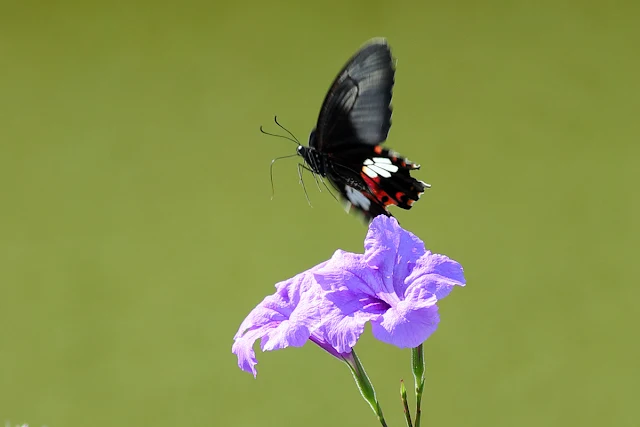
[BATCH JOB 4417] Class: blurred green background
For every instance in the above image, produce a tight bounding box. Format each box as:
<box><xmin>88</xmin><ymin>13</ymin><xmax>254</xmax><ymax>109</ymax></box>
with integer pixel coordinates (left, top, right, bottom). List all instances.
<box><xmin>1</xmin><ymin>0</ymin><xmax>638</xmax><ymax>426</ymax></box>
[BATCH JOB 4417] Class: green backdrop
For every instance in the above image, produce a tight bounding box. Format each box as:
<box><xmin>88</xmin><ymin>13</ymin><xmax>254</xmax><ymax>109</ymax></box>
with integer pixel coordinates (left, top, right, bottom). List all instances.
<box><xmin>1</xmin><ymin>1</ymin><xmax>638</xmax><ymax>426</ymax></box>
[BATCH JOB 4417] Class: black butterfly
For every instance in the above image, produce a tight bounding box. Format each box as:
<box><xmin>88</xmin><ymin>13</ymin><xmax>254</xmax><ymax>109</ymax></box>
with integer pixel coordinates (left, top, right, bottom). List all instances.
<box><xmin>296</xmin><ymin>38</ymin><xmax>429</xmax><ymax>223</ymax></box>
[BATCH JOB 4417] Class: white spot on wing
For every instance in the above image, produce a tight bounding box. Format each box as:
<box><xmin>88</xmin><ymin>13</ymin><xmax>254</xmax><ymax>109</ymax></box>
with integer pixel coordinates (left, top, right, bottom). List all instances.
<box><xmin>372</xmin><ymin>157</ymin><xmax>392</xmax><ymax>164</ymax></box>
<box><xmin>375</xmin><ymin>163</ymin><xmax>398</xmax><ymax>173</ymax></box>
<box><xmin>345</xmin><ymin>185</ymin><xmax>371</xmax><ymax>210</ymax></box>
<box><xmin>364</xmin><ymin>157</ymin><xmax>399</xmax><ymax>173</ymax></box>
<box><xmin>362</xmin><ymin>166</ymin><xmax>377</xmax><ymax>178</ymax></box>
<box><xmin>367</xmin><ymin>164</ymin><xmax>392</xmax><ymax>178</ymax></box>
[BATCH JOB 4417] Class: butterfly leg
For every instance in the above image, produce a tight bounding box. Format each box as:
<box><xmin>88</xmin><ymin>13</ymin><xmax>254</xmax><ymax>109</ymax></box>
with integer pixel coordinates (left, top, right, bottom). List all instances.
<box><xmin>298</xmin><ymin>163</ymin><xmax>324</xmax><ymax>193</ymax></box>
<box><xmin>296</xmin><ymin>163</ymin><xmax>313</xmax><ymax>207</ymax></box>
<box><xmin>303</xmin><ymin>164</ymin><xmax>341</xmax><ymax>204</ymax></box>
<box><xmin>318</xmin><ymin>175</ymin><xmax>340</xmax><ymax>204</ymax></box>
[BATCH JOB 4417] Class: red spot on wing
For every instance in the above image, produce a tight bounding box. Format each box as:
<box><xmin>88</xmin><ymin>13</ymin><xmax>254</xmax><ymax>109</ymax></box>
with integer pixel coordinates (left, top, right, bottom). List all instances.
<box><xmin>361</xmin><ymin>173</ymin><xmax>398</xmax><ymax>208</ymax></box>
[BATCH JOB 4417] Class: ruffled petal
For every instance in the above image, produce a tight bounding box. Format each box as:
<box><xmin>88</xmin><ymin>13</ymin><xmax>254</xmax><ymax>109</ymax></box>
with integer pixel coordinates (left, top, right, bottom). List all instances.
<box><xmin>404</xmin><ymin>252</ymin><xmax>466</xmax><ymax>300</ymax></box>
<box><xmin>364</xmin><ymin>216</ymin><xmax>426</xmax><ymax>295</ymax></box>
<box><xmin>318</xmin><ymin>287</ymin><xmax>383</xmax><ymax>353</ymax></box>
<box><xmin>314</xmin><ymin>250</ymin><xmax>381</xmax><ymax>295</ymax></box>
<box><xmin>232</xmin><ymin>263</ymin><xmax>328</xmax><ymax>376</ymax></box>
<box><xmin>371</xmin><ymin>285</ymin><xmax>439</xmax><ymax>348</ymax></box>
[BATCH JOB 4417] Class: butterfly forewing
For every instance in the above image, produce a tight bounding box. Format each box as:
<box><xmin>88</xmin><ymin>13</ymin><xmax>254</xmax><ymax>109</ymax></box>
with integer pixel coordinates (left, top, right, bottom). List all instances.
<box><xmin>313</xmin><ymin>39</ymin><xmax>394</xmax><ymax>150</ymax></box>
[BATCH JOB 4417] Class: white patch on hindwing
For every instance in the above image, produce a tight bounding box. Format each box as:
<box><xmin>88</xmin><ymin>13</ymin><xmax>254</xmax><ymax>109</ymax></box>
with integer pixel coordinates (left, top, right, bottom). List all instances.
<box><xmin>361</xmin><ymin>157</ymin><xmax>398</xmax><ymax>178</ymax></box>
<box><xmin>344</xmin><ymin>185</ymin><xmax>371</xmax><ymax>210</ymax></box>
<box><xmin>362</xmin><ymin>166</ymin><xmax>378</xmax><ymax>178</ymax></box>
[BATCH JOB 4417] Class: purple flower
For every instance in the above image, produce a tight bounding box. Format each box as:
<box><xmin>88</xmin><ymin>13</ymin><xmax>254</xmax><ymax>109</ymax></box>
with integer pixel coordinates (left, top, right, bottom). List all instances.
<box><xmin>232</xmin><ymin>261</ymin><xmax>352</xmax><ymax>377</ymax></box>
<box><xmin>314</xmin><ymin>216</ymin><xmax>465</xmax><ymax>352</ymax></box>
<box><xmin>232</xmin><ymin>216</ymin><xmax>465</xmax><ymax>376</ymax></box>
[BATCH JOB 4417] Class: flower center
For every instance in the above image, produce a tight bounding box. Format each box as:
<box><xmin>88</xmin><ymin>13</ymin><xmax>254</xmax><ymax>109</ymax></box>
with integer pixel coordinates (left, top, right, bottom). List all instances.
<box><xmin>360</xmin><ymin>296</ymin><xmax>390</xmax><ymax>313</ymax></box>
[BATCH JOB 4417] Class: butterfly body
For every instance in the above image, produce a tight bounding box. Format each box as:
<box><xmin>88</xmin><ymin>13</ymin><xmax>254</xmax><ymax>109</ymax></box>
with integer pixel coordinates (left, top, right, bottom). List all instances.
<box><xmin>296</xmin><ymin>38</ymin><xmax>429</xmax><ymax>222</ymax></box>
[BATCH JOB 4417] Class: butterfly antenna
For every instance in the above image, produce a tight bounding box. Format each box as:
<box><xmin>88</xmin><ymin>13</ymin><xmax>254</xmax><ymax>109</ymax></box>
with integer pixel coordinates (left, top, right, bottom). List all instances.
<box><xmin>269</xmin><ymin>154</ymin><xmax>300</xmax><ymax>199</ymax></box>
<box><xmin>260</xmin><ymin>125</ymin><xmax>300</xmax><ymax>146</ymax></box>
<box><xmin>273</xmin><ymin>116</ymin><xmax>301</xmax><ymax>145</ymax></box>
<box><xmin>297</xmin><ymin>163</ymin><xmax>313</xmax><ymax>207</ymax></box>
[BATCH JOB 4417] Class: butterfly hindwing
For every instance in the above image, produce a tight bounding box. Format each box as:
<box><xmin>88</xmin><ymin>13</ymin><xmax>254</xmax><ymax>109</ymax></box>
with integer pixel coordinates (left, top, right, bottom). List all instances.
<box><xmin>313</xmin><ymin>39</ymin><xmax>394</xmax><ymax>150</ymax></box>
<box><xmin>326</xmin><ymin>145</ymin><xmax>428</xmax><ymax>223</ymax></box>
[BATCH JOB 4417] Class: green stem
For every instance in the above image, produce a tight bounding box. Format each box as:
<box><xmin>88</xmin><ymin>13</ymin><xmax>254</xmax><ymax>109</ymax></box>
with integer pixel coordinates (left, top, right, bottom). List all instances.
<box><xmin>411</xmin><ymin>345</ymin><xmax>426</xmax><ymax>427</ymax></box>
<box><xmin>415</xmin><ymin>378</ymin><xmax>425</xmax><ymax>427</ymax></box>
<box><xmin>343</xmin><ymin>350</ymin><xmax>388</xmax><ymax>427</ymax></box>
<box><xmin>400</xmin><ymin>380</ymin><xmax>414</xmax><ymax>427</ymax></box>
